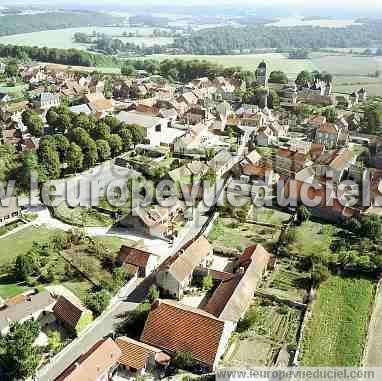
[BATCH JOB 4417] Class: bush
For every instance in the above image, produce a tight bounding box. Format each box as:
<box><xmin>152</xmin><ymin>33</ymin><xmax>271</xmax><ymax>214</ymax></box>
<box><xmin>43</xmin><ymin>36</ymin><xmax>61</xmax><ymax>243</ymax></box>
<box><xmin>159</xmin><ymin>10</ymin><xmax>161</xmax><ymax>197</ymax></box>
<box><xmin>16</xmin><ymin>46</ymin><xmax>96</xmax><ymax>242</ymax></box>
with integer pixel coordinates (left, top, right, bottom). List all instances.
<box><xmin>147</xmin><ymin>285</ymin><xmax>160</xmax><ymax>303</ymax></box>
<box><xmin>202</xmin><ymin>275</ymin><xmax>213</xmax><ymax>291</ymax></box>
<box><xmin>116</xmin><ymin>302</ymin><xmax>150</xmax><ymax>339</ymax></box>
<box><xmin>85</xmin><ymin>289</ymin><xmax>111</xmax><ymax>316</ymax></box>
<box><xmin>174</xmin><ymin>351</ymin><xmax>196</xmax><ymax>371</ymax></box>
<box><xmin>311</xmin><ymin>263</ymin><xmax>330</xmax><ymax>287</ymax></box>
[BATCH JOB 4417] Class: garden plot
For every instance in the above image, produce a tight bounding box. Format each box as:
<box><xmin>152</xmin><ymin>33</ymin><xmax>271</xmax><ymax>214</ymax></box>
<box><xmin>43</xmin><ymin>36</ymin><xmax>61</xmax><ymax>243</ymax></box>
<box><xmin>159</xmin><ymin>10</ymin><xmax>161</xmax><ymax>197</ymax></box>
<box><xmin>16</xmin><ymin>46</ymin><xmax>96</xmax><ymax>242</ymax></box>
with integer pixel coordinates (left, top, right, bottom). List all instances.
<box><xmin>238</xmin><ymin>298</ymin><xmax>302</xmax><ymax>346</ymax></box>
<box><xmin>222</xmin><ymin>335</ymin><xmax>276</xmax><ymax>367</ymax></box>
<box><xmin>223</xmin><ymin>297</ymin><xmax>302</xmax><ymax>367</ymax></box>
<box><xmin>260</xmin><ymin>258</ymin><xmax>311</xmax><ymax>304</ymax></box>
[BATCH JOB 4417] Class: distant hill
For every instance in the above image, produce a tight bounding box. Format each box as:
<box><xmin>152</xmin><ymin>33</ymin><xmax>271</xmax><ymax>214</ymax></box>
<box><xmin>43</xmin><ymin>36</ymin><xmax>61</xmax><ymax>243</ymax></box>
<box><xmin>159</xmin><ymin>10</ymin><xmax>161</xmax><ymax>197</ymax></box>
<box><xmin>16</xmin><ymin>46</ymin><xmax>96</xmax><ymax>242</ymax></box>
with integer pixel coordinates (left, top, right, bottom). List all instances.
<box><xmin>0</xmin><ymin>11</ymin><xmax>124</xmax><ymax>37</ymax></box>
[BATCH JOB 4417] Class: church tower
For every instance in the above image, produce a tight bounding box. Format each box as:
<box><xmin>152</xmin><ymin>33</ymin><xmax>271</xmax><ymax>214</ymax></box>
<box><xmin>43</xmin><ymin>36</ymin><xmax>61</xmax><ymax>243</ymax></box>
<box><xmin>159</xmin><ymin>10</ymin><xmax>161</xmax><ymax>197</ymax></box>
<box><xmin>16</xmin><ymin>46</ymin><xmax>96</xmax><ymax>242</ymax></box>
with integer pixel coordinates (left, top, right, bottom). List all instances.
<box><xmin>255</xmin><ymin>61</ymin><xmax>268</xmax><ymax>87</ymax></box>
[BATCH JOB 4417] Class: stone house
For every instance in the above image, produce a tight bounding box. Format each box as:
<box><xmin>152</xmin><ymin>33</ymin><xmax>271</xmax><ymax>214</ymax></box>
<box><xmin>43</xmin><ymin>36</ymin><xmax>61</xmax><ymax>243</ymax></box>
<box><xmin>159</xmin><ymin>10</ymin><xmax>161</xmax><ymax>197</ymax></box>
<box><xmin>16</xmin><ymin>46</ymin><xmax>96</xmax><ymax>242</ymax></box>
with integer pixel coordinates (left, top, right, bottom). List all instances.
<box><xmin>156</xmin><ymin>236</ymin><xmax>212</xmax><ymax>299</ymax></box>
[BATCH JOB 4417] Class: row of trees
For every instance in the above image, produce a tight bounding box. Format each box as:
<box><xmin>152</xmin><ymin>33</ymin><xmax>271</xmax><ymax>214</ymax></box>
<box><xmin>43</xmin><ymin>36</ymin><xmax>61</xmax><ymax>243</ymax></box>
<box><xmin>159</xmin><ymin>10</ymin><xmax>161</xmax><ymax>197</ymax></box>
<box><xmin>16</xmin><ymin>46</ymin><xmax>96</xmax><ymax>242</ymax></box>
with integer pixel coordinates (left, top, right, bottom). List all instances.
<box><xmin>21</xmin><ymin>108</ymin><xmax>146</xmax><ymax>182</ymax></box>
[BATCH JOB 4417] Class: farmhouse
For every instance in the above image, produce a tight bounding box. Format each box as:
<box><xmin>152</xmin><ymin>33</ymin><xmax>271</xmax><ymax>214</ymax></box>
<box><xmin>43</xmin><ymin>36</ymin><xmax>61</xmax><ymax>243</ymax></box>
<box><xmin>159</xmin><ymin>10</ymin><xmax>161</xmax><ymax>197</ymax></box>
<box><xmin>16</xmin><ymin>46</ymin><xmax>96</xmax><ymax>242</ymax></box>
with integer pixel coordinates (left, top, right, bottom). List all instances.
<box><xmin>204</xmin><ymin>244</ymin><xmax>271</xmax><ymax>322</ymax></box>
<box><xmin>116</xmin><ymin>111</ymin><xmax>169</xmax><ymax>146</ymax></box>
<box><xmin>33</xmin><ymin>92</ymin><xmax>60</xmax><ymax>110</ymax></box>
<box><xmin>156</xmin><ymin>236</ymin><xmax>212</xmax><ymax>299</ymax></box>
<box><xmin>116</xmin><ymin>336</ymin><xmax>170</xmax><ymax>375</ymax></box>
<box><xmin>53</xmin><ymin>295</ymin><xmax>93</xmax><ymax>336</ymax></box>
<box><xmin>117</xmin><ymin>245</ymin><xmax>158</xmax><ymax>277</ymax></box>
<box><xmin>55</xmin><ymin>338</ymin><xmax>121</xmax><ymax>381</ymax></box>
<box><xmin>141</xmin><ymin>299</ymin><xmax>235</xmax><ymax>371</ymax></box>
<box><xmin>0</xmin><ymin>291</ymin><xmax>56</xmax><ymax>336</ymax></box>
<box><xmin>120</xmin><ymin>201</ymin><xmax>185</xmax><ymax>240</ymax></box>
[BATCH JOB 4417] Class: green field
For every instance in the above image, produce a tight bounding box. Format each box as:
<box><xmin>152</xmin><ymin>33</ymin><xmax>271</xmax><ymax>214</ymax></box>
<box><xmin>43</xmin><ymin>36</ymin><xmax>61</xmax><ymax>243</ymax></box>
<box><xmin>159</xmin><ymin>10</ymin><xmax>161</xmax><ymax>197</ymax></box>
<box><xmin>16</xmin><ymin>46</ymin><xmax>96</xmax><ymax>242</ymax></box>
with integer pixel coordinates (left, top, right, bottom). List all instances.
<box><xmin>0</xmin><ymin>27</ymin><xmax>173</xmax><ymax>49</ymax></box>
<box><xmin>208</xmin><ymin>217</ymin><xmax>281</xmax><ymax>252</ymax></box>
<box><xmin>300</xmin><ymin>276</ymin><xmax>375</xmax><ymax>366</ymax></box>
<box><xmin>0</xmin><ymin>274</ymin><xmax>28</xmax><ymax>299</ymax></box>
<box><xmin>0</xmin><ymin>226</ymin><xmax>60</xmax><ymax>267</ymax></box>
<box><xmin>142</xmin><ymin>53</ymin><xmax>315</xmax><ymax>78</ymax></box>
<box><xmin>53</xmin><ymin>203</ymin><xmax>114</xmax><ymax>227</ymax></box>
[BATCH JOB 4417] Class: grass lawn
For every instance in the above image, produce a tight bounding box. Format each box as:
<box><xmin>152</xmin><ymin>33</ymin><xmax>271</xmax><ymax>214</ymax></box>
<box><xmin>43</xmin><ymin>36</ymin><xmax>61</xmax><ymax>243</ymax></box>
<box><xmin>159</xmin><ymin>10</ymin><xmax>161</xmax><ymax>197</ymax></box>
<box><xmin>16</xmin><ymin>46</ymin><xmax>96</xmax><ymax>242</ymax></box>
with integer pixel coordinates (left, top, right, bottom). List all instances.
<box><xmin>286</xmin><ymin>221</ymin><xmax>337</xmax><ymax>259</ymax></box>
<box><xmin>300</xmin><ymin>275</ymin><xmax>375</xmax><ymax>366</ymax></box>
<box><xmin>53</xmin><ymin>202</ymin><xmax>114</xmax><ymax>227</ymax></box>
<box><xmin>208</xmin><ymin>217</ymin><xmax>280</xmax><ymax>252</ymax></box>
<box><xmin>62</xmin><ymin>280</ymin><xmax>93</xmax><ymax>302</ymax></box>
<box><xmin>0</xmin><ymin>274</ymin><xmax>28</xmax><ymax>300</ymax></box>
<box><xmin>0</xmin><ymin>226</ymin><xmax>59</xmax><ymax>267</ymax></box>
<box><xmin>93</xmin><ymin>235</ymin><xmax>132</xmax><ymax>252</ymax></box>
<box><xmin>250</xmin><ymin>207</ymin><xmax>291</xmax><ymax>226</ymax></box>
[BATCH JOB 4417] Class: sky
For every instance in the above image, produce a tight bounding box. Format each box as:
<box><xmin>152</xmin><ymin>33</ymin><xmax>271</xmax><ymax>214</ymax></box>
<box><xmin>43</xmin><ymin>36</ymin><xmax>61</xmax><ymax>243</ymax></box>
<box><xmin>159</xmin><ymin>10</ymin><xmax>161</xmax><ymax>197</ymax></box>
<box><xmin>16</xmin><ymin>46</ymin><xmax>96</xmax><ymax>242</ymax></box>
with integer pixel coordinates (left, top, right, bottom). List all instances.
<box><xmin>0</xmin><ymin>0</ymin><xmax>381</xmax><ymax>16</ymax></box>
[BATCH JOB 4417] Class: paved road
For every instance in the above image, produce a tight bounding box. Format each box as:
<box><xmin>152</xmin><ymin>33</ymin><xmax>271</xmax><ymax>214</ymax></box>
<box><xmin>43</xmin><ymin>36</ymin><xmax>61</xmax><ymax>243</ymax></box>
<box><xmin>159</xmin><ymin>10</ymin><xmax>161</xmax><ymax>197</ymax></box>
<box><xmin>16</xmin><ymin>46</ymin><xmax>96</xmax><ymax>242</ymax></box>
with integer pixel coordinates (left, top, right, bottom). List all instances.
<box><xmin>36</xmin><ymin>206</ymin><xmax>210</xmax><ymax>381</ymax></box>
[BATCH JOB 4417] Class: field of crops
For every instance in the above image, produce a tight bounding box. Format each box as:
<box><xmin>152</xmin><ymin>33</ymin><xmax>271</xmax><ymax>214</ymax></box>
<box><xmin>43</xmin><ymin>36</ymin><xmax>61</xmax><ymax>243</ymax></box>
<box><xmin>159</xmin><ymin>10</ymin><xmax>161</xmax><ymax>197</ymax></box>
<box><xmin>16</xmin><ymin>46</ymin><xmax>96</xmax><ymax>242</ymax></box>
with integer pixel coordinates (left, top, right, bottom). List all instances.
<box><xmin>144</xmin><ymin>53</ymin><xmax>315</xmax><ymax>78</ymax></box>
<box><xmin>300</xmin><ymin>276</ymin><xmax>375</xmax><ymax>366</ymax></box>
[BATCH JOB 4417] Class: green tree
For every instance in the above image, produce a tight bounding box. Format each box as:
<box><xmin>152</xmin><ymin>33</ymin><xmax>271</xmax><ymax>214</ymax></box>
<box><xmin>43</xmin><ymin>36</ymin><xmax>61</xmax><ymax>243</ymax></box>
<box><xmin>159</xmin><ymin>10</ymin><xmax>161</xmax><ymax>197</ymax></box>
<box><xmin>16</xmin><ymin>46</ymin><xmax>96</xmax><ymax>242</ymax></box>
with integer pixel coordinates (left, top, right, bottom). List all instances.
<box><xmin>361</xmin><ymin>215</ymin><xmax>382</xmax><ymax>240</ymax></box>
<box><xmin>83</xmin><ymin>138</ymin><xmax>98</xmax><ymax>169</ymax></box>
<box><xmin>269</xmin><ymin>70</ymin><xmax>288</xmax><ymax>84</ymax></box>
<box><xmin>323</xmin><ymin>107</ymin><xmax>337</xmax><ymax>123</ymax></box>
<box><xmin>0</xmin><ymin>320</ymin><xmax>41</xmax><ymax>380</ymax></box>
<box><xmin>108</xmin><ymin>134</ymin><xmax>123</xmax><ymax>157</ymax></box>
<box><xmin>121</xmin><ymin>64</ymin><xmax>135</xmax><ymax>76</ymax></box>
<box><xmin>14</xmin><ymin>253</ymin><xmax>36</xmax><ymax>281</ymax></box>
<box><xmin>112</xmin><ymin>267</ymin><xmax>128</xmax><ymax>290</ymax></box>
<box><xmin>296</xmin><ymin>70</ymin><xmax>314</xmax><ymax>87</ymax></box>
<box><xmin>296</xmin><ymin>205</ymin><xmax>311</xmax><ymax>224</ymax></box>
<box><xmin>54</xmin><ymin>134</ymin><xmax>70</xmax><ymax>161</ymax></box>
<box><xmin>96</xmin><ymin>139</ymin><xmax>111</xmax><ymax>161</ymax></box>
<box><xmin>116</xmin><ymin>302</ymin><xmax>150</xmax><ymax>339</ymax></box>
<box><xmin>311</xmin><ymin>263</ymin><xmax>330</xmax><ymax>287</ymax></box>
<box><xmin>92</xmin><ymin>122</ymin><xmax>111</xmax><ymax>141</ymax></box>
<box><xmin>147</xmin><ymin>285</ymin><xmax>160</xmax><ymax>303</ymax></box>
<box><xmin>22</xmin><ymin>110</ymin><xmax>44</xmax><ymax>137</ymax></box>
<box><xmin>16</xmin><ymin>152</ymin><xmax>41</xmax><ymax>189</ymax></box>
<box><xmin>66</xmin><ymin>142</ymin><xmax>84</xmax><ymax>173</ymax></box>
<box><xmin>85</xmin><ymin>289</ymin><xmax>111</xmax><ymax>316</ymax></box>
<box><xmin>38</xmin><ymin>140</ymin><xmax>61</xmax><ymax>180</ymax></box>
<box><xmin>128</xmin><ymin>124</ymin><xmax>146</xmax><ymax>146</ymax></box>
<box><xmin>118</xmin><ymin>126</ymin><xmax>133</xmax><ymax>150</ymax></box>
<box><xmin>4</xmin><ymin>61</ymin><xmax>19</xmax><ymax>78</ymax></box>
<box><xmin>48</xmin><ymin>331</ymin><xmax>62</xmax><ymax>353</ymax></box>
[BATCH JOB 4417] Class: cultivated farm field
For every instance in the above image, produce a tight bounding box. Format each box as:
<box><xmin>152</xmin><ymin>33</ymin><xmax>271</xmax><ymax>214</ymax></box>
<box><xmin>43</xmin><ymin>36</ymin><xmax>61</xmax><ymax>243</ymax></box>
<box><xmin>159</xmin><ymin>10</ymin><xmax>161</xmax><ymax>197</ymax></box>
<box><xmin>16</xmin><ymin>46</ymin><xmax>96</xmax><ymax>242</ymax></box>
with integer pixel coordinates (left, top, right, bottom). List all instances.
<box><xmin>300</xmin><ymin>275</ymin><xmax>375</xmax><ymax>366</ymax></box>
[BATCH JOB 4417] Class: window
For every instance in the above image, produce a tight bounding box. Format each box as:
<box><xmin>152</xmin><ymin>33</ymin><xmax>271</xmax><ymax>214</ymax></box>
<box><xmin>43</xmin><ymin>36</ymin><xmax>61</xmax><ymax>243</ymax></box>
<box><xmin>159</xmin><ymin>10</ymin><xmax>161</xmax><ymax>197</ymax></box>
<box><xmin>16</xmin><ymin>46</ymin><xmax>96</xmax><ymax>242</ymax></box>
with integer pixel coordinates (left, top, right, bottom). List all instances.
<box><xmin>155</xmin><ymin>124</ymin><xmax>161</xmax><ymax>132</ymax></box>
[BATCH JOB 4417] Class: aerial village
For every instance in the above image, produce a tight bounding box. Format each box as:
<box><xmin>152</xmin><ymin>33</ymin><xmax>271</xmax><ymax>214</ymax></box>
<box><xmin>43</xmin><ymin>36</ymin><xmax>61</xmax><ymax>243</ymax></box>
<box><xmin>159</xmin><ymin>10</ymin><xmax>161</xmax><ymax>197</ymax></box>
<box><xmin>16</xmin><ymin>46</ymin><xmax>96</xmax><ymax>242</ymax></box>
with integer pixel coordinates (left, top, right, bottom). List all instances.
<box><xmin>0</xmin><ymin>58</ymin><xmax>382</xmax><ymax>380</ymax></box>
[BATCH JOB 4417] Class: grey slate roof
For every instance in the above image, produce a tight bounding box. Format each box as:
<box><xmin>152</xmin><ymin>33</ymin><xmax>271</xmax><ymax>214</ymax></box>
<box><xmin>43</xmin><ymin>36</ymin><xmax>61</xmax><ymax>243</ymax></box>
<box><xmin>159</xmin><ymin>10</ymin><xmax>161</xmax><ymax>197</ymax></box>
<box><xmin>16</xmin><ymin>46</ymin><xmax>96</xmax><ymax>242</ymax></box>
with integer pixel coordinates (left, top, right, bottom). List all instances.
<box><xmin>0</xmin><ymin>291</ymin><xmax>55</xmax><ymax>331</ymax></box>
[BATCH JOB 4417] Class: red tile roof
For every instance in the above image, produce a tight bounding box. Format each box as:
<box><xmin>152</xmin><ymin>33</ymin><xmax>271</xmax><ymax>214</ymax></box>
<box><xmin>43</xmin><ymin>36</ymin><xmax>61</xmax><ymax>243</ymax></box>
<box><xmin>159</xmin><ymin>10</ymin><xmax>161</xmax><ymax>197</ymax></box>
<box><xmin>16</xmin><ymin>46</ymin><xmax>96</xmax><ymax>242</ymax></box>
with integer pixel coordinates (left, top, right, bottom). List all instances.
<box><xmin>141</xmin><ymin>300</ymin><xmax>225</xmax><ymax>367</ymax></box>
<box><xmin>117</xmin><ymin>246</ymin><xmax>152</xmax><ymax>269</ymax></box>
<box><xmin>53</xmin><ymin>296</ymin><xmax>89</xmax><ymax>329</ymax></box>
<box><xmin>55</xmin><ymin>338</ymin><xmax>121</xmax><ymax>381</ymax></box>
<box><xmin>116</xmin><ymin>336</ymin><xmax>170</xmax><ymax>370</ymax></box>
